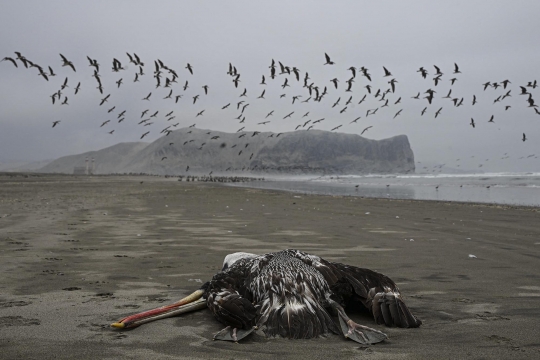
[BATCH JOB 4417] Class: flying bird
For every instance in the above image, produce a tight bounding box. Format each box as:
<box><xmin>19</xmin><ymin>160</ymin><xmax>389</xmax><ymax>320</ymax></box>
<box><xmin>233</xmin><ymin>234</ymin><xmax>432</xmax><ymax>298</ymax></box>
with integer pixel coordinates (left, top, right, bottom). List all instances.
<box><xmin>59</xmin><ymin>54</ymin><xmax>76</xmax><ymax>72</ymax></box>
<box><xmin>1</xmin><ymin>57</ymin><xmax>18</xmax><ymax>67</ymax></box>
<box><xmin>324</xmin><ymin>53</ymin><xmax>334</xmax><ymax>65</ymax></box>
<box><xmin>100</xmin><ymin>94</ymin><xmax>110</xmax><ymax>106</ymax></box>
<box><xmin>52</xmin><ymin>120</ymin><xmax>60</xmax><ymax>128</ymax></box>
<box><xmin>361</xmin><ymin>126</ymin><xmax>372</xmax><ymax>135</ymax></box>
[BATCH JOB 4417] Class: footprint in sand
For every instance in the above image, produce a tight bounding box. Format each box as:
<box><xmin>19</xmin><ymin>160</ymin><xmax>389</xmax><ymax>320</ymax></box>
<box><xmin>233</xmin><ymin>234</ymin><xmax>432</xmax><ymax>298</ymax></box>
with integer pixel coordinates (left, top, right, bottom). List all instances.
<box><xmin>475</xmin><ymin>312</ymin><xmax>510</xmax><ymax>321</ymax></box>
<box><xmin>451</xmin><ymin>298</ymin><xmax>475</xmax><ymax>303</ymax></box>
<box><xmin>0</xmin><ymin>300</ymin><xmax>32</xmax><ymax>308</ymax></box>
<box><xmin>0</xmin><ymin>316</ymin><xmax>40</xmax><ymax>327</ymax></box>
<box><xmin>486</xmin><ymin>335</ymin><xmax>524</xmax><ymax>352</ymax></box>
<box><xmin>115</xmin><ymin>304</ymin><xmax>140</xmax><ymax>309</ymax></box>
<box><xmin>63</xmin><ymin>287</ymin><xmax>81</xmax><ymax>291</ymax></box>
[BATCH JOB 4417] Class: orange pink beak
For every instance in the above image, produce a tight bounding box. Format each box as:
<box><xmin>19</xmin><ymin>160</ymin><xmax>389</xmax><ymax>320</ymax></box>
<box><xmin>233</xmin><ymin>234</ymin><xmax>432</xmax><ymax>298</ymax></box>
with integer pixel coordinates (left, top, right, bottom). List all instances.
<box><xmin>111</xmin><ymin>289</ymin><xmax>207</xmax><ymax>329</ymax></box>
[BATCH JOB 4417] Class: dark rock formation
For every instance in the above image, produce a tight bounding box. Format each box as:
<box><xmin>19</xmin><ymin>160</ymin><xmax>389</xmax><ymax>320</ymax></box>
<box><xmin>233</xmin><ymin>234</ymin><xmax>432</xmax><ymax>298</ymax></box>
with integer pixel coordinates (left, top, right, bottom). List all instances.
<box><xmin>38</xmin><ymin>128</ymin><xmax>415</xmax><ymax>175</ymax></box>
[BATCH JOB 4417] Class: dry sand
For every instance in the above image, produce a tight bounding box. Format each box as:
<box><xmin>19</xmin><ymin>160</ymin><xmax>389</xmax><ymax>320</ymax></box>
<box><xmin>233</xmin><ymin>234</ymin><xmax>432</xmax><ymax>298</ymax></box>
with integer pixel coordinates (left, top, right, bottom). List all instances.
<box><xmin>1</xmin><ymin>174</ymin><xmax>539</xmax><ymax>359</ymax></box>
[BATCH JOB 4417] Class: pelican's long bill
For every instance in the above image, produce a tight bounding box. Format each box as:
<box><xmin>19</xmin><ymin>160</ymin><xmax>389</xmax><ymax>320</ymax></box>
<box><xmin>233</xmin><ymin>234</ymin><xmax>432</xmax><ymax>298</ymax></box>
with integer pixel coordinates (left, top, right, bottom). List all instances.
<box><xmin>111</xmin><ymin>289</ymin><xmax>207</xmax><ymax>329</ymax></box>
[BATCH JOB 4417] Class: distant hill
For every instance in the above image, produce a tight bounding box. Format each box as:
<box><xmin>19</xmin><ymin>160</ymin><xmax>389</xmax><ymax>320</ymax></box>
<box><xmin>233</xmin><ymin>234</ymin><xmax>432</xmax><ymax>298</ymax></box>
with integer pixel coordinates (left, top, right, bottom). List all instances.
<box><xmin>38</xmin><ymin>142</ymin><xmax>149</xmax><ymax>174</ymax></box>
<box><xmin>37</xmin><ymin>128</ymin><xmax>415</xmax><ymax>175</ymax></box>
<box><xmin>0</xmin><ymin>159</ymin><xmax>53</xmax><ymax>172</ymax></box>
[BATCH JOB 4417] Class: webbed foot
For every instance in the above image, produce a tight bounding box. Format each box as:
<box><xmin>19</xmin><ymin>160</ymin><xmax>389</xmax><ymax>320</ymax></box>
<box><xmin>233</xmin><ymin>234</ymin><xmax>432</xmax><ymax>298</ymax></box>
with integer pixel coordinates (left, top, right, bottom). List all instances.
<box><xmin>337</xmin><ymin>313</ymin><xmax>387</xmax><ymax>345</ymax></box>
<box><xmin>213</xmin><ymin>326</ymin><xmax>255</xmax><ymax>343</ymax></box>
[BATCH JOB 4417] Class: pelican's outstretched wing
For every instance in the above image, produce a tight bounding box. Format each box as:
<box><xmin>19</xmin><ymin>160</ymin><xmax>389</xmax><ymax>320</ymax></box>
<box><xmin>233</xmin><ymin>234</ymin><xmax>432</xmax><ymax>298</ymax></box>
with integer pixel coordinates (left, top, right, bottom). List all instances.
<box><xmin>288</xmin><ymin>250</ymin><xmax>422</xmax><ymax>328</ymax></box>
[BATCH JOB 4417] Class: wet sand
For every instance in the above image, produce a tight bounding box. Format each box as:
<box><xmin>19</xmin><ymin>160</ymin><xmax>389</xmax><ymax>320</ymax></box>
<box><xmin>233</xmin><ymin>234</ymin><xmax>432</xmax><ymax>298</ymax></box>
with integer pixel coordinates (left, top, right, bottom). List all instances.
<box><xmin>1</xmin><ymin>174</ymin><xmax>539</xmax><ymax>359</ymax></box>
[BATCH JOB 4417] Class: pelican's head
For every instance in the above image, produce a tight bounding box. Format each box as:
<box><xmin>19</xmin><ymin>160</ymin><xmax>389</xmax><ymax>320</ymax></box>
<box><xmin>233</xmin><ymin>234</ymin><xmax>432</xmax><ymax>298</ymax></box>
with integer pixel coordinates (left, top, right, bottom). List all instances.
<box><xmin>110</xmin><ymin>251</ymin><xmax>258</xmax><ymax>330</ymax></box>
<box><xmin>222</xmin><ymin>252</ymin><xmax>257</xmax><ymax>270</ymax></box>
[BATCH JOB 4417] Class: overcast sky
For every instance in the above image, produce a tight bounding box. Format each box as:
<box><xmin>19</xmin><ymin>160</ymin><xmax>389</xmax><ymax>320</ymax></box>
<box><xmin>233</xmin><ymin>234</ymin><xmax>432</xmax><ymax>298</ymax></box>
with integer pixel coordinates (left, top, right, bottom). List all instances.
<box><xmin>1</xmin><ymin>0</ymin><xmax>539</xmax><ymax>172</ymax></box>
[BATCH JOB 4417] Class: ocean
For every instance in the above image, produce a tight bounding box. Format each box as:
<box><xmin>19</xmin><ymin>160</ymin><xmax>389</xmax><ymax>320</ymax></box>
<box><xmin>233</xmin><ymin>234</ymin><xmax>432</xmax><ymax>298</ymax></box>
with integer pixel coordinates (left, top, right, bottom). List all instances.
<box><xmin>228</xmin><ymin>173</ymin><xmax>540</xmax><ymax>207</ymax></box>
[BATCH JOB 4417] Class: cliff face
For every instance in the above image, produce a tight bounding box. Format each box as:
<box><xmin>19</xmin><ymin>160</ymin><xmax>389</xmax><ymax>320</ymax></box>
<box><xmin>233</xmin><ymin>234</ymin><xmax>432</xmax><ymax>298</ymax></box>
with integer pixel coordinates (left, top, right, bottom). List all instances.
<box><xmin>252</xmin><ymin>130</ymin><xmax>414</xmax><ymax>174</ymax></box>
<box><xmin>38</xmin><ymin>129</ymin><xmax>415</xmax><ymax>175</ymax></box>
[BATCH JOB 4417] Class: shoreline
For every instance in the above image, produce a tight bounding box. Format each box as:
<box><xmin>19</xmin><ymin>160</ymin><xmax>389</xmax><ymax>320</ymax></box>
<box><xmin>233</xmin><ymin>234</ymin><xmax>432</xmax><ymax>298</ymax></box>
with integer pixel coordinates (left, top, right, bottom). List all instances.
<box><xmin>225</xmin><ymin>181</ymin><xmax>540</xmax><ymax>211</ymax></box>
<box><xmin>3</xmin><ymin>171</ymin><xmax>540</xmax><ymax>209</ymax></box>
<box><xmin>1</xmin><ymin>175</ymin><xmax>539</xmax><ymax>359</ymax></box>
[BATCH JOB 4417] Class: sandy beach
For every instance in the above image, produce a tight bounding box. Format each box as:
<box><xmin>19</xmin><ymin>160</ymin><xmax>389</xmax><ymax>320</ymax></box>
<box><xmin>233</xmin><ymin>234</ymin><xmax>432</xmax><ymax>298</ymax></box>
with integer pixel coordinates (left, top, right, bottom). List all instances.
<box><xmin>1</xmin><ymin>174</ymin><xmax>539</xmax><ymax>359</ymax></box>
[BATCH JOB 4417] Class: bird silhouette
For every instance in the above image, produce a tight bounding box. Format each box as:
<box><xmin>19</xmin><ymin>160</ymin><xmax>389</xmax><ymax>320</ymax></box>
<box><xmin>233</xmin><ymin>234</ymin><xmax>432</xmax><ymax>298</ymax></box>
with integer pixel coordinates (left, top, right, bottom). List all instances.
<box><xmin>1</xmin><ymin>57</ymin><xmax>18</xmax><ymax>67</ymax></box>
<box><xmin>361</xmin><ymin>126</ymin><xmax>372</xmax><ymax>135</ymax></box>
<box><xmin>324</xmin><ymin>53</ymin><xmax>334</xmax><ymax>65</ymax></box>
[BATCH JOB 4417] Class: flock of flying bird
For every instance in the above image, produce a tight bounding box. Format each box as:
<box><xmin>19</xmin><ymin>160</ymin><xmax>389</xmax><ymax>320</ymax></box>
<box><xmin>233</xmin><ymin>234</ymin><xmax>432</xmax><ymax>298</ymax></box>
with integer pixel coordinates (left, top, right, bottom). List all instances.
<box><xmin>1</xmin><ymin>51</ymin><xmax>538</xmax><ymax>172</ymax></box>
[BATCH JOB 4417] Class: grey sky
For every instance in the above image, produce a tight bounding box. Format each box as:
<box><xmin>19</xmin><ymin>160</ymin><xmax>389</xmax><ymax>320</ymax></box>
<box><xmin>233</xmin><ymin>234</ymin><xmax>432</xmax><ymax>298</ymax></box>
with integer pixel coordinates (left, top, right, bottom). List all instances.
<box><xmin>1</xmin><ymin>0</ymin><xmax>539</xmax><ymax>172</ymax></box>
